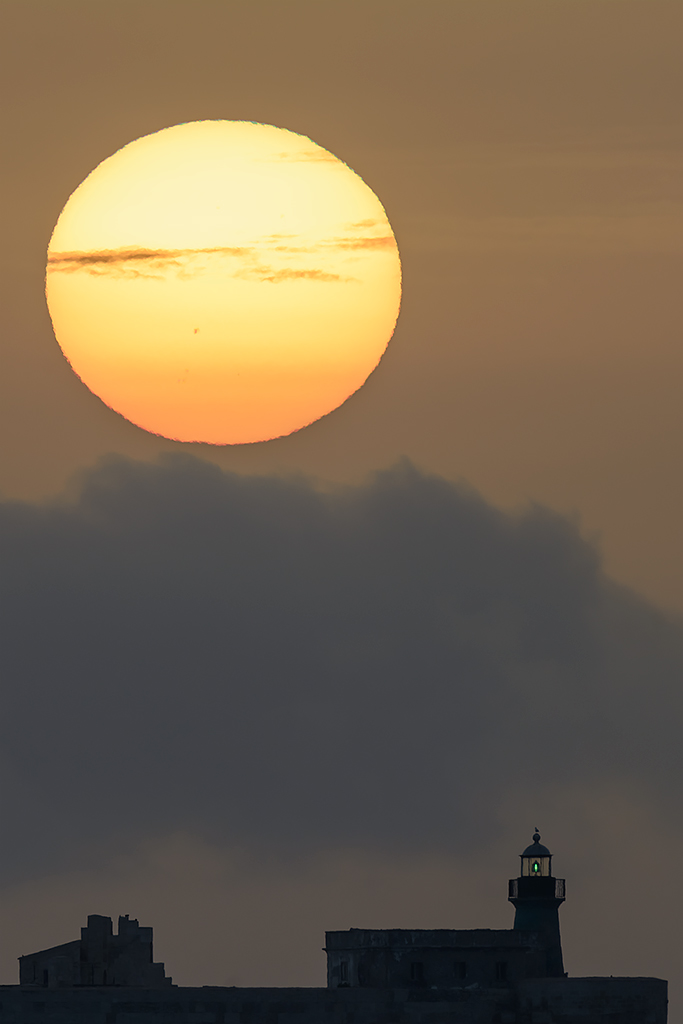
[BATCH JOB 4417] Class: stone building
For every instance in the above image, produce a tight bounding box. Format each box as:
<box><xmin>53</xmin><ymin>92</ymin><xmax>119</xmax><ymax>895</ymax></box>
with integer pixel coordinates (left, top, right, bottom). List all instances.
<box><xmin>325</xmin><ymin>829</ymin><xmax>566</xmax><ymax>990</ymax></box>
<box><xmin>1</xmin><ymin>832</ymin><xmax>666</xmax><ymax>1023</ymax></box>
<box><xmin>18</xmin><ymin>914</ymin><xmax>171</xmax><ymax>989</ymax></box>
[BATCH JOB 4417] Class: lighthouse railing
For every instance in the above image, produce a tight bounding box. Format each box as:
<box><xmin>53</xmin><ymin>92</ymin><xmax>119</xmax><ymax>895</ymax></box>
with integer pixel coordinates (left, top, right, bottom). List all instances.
<box><xmin>508</xmin><ymin>878</ymin><xmax>566</xmax><ymax>899</ymax></box>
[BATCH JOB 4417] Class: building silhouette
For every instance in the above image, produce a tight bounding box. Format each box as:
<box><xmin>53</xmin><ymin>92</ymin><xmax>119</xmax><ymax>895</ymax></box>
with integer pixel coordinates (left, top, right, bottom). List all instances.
<box><xmin>326</xmin><ymin>830</ymin><xmax>566</xmax><ymax>990</ymax></box>
<box><xmin>1</xmin><ymin>833</ymin><xmax>667</xmax><ymax>1023</ymax></box>
<box><xmin>18</xmin><ymin>914</ymin><xmax>171</xmax><ymax>990</ymax></box>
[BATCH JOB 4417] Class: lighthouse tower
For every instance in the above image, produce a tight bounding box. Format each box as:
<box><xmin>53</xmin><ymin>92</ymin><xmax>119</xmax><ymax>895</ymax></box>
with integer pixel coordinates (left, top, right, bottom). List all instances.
<box><xmin>508</xmin><ymin>830</ymin><xmax>566</xmax><ymax>977</ymax></box>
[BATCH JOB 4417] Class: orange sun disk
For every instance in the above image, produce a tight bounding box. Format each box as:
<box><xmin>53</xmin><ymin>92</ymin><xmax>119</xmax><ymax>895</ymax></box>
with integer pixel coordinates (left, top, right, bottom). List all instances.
<box><xmin>46</xmin><ymin>121</ymin><xmax>402</xmax><ymax>444</ymax></box>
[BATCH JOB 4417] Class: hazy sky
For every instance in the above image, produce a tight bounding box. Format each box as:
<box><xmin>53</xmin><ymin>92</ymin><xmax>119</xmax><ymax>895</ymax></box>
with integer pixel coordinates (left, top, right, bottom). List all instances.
<box><xmin>0</xmin><ymin>0</ymin><xmax>681</xmax><ymax>1017</ymax></box>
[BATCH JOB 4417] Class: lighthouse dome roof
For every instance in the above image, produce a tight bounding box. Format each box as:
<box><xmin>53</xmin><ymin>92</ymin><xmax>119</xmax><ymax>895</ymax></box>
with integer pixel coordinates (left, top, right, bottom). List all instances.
<box><xmin>521</xmin><ymin>830</ymin><xmax>551</xmax><ymax>858</ymax></box>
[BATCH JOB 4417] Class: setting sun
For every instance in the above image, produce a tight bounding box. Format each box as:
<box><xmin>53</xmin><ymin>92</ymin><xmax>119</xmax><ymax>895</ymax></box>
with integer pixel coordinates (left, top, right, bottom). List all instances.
<box><xmin>46</xmin><ymin>121</ymin><xmax>402</xmax><ymax>444</ymax></box>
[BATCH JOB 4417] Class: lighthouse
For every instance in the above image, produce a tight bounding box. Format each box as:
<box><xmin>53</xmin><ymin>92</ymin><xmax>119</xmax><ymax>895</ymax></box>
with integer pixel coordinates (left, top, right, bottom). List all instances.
<box><xmin>508</xmin><ymin>830</ymin><xmax>566</xmax><ymax>977</ymax></box>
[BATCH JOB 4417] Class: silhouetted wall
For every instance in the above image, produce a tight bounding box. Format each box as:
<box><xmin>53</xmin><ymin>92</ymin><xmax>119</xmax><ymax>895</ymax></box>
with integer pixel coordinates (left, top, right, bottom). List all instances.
<box><xmin>325</xmin><ymin>928</ymin><xmax>549</xmax><ymax>988</ymax></box>
<box><xmin>0</xmin><ymin>979</ymin><xmax>668</xmax><ymax>1023</ymax></box>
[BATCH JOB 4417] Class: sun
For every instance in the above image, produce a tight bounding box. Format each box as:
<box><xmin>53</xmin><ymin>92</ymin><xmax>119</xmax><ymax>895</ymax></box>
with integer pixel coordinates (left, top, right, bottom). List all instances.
<box><xmin>46</xmin><ymin>121</ymin><xmax>402</xmax><ymax>444</ymax></box>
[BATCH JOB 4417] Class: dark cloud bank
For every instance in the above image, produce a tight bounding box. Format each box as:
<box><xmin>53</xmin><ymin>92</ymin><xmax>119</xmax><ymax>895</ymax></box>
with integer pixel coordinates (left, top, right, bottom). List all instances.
<box><xmin>0</xmin><ymin>454</ymin><xmax>681</xmax><ymax>882</ymax></box>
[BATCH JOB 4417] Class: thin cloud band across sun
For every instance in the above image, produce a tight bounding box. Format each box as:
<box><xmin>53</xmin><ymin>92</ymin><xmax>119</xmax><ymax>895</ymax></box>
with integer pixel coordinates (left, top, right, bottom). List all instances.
<box><xmin>46</xmin><ymin>121</ymin><xmax>402</xmax><ymax>444</ymax></box>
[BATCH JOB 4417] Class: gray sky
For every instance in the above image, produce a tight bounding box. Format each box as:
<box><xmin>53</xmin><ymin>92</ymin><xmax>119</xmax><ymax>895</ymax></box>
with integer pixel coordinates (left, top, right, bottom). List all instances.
<box><xmin>0</xmin><ymin>455</ymin><xmax>681</xmax><ymax>1003</ymax></box>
